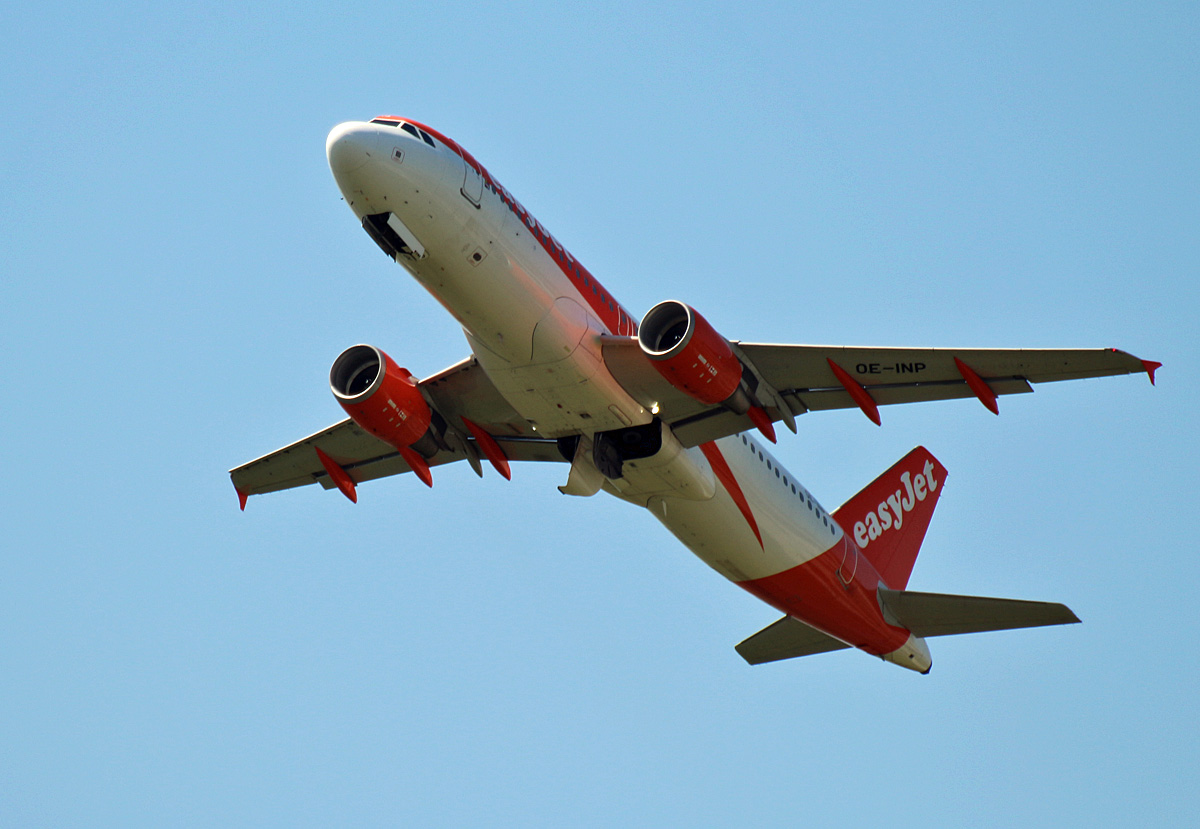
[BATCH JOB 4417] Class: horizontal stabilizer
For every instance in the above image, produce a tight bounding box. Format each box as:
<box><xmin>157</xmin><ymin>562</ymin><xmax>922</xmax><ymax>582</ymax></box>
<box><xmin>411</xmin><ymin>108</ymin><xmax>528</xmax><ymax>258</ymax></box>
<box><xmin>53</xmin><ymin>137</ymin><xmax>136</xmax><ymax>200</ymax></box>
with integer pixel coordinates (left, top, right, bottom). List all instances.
<box><xmin>735</xmin><ymin>615</ymin><xmax>850</xmax><ymax>665</ymax></box>
<box><xmin>877</xmin><ymin>588</ymin><xmax>1080</xmax><ymax>638</ymax></box>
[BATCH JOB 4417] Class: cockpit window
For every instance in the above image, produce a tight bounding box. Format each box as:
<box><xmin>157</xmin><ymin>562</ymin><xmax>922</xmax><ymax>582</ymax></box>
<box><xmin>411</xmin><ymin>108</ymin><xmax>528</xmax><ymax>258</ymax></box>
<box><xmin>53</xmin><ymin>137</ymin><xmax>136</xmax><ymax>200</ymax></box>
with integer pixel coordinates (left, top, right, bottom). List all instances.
<box><xmin>370</xmin><ymin>118</ymin><xmax>438</xmax><ymax>149</ymax></box>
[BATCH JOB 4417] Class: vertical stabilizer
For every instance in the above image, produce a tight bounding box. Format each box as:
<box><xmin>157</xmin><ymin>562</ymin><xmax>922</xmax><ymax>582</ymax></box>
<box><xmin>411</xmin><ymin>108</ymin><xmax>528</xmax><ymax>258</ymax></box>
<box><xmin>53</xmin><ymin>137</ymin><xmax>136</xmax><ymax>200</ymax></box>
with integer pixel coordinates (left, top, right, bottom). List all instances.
<box><xmin>832</xmin><ymin>447</ymin><xmax>947</xmax><ymax>590</ymax></box>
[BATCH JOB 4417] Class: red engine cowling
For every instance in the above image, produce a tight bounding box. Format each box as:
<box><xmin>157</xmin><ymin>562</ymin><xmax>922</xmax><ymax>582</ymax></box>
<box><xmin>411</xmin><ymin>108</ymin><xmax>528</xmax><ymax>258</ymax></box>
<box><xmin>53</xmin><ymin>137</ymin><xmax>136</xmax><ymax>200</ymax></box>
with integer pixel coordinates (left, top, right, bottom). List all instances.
<box><xmin>637</xmin><ymin>301</ymin><xmax>743</xmax><ymax>405</ymax></box>
<box><xmin>330</xmin><ymin>344</ymin><xmax>434</xmax><ymax>450</ymax></box>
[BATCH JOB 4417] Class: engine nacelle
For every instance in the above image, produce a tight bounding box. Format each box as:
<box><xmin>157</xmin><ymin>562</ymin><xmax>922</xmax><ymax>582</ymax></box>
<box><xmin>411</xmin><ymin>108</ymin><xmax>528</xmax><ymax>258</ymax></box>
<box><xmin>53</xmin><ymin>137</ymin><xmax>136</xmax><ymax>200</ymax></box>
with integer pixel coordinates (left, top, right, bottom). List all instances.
<box><xmin>637</xmin><ymin>300</ymin><xmax>744</xmax><ymax>406</ymax></box>
<box><xmin>330</xmin><ymin>344</ymin><xmax>436</xmax><ymax>454</ymax></box>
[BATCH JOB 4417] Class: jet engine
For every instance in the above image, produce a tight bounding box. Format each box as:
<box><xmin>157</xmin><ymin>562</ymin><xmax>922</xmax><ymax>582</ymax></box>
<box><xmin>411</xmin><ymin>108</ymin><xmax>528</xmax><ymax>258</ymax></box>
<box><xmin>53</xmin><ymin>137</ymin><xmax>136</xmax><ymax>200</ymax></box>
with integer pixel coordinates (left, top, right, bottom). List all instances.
<box><xmin>637</xmin><ymin>300</ymin><xmax>781</xmax><ymax>441</ymax></box>
<box><xmin>637</xmin><ymin>300</ymin><xmax>744</xmax><ymax>405</ymax></box>
<box><xmin>643</xmin><ymin>299</ymin><xmax>763</xmax><ymax>407</ymax></box>
<box><xmin>330</xmin><ymin>344</ymin><xmax>441</xmax><ymax>458</ymax></box>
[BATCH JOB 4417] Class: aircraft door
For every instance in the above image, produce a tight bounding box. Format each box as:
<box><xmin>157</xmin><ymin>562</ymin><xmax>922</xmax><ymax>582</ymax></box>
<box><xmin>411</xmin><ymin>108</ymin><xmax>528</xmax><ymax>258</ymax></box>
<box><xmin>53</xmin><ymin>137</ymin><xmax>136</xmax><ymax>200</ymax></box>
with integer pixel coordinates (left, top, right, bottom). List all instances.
<box><xmin>617</xmin><ymin>308</ymin><xmax>632</xmax><ymax>337</ymax></box>
<box><xmin>461</xmin><ymin>159</ymin><xmax>484</xmax><ymax>207</ymax></box>
<box><xmin>837</xmin><ymin>535</ymin><xmax>858</xmax><ymax>586</ymax></box>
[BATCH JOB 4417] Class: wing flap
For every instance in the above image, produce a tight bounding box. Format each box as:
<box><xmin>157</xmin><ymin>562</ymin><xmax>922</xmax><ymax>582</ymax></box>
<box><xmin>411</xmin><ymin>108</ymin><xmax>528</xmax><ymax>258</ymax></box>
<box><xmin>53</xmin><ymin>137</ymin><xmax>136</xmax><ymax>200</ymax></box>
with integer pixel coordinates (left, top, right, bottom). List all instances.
<box><xmin>877</xmin><ymin>588</ymin><xmax>1081</xmax><ymax>638</ymax></box>
<box><xmin>789</xmin><ymin>376</ymin><xmax>1033</xmax><ymax>413</ymax></box>
<box><xmin>735</xmin><ymin>615</ymin><xmax>850</xmax><ymax>665</ymax></box>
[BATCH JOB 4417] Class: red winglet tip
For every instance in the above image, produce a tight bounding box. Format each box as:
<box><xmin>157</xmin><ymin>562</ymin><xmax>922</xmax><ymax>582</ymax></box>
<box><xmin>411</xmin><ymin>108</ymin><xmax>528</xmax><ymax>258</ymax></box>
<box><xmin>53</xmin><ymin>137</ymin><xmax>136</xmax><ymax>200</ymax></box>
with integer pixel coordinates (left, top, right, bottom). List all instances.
<box><xmin>1141</xmin><ymin>360</ymin><xmax>1161</xmax><ymax>386</ymax></box>
<box><xmin>236</xmin><ymin>488</ymin><xmax>248</xmax><ymax>511</ymax></box>
<box><xmin>747</xmin><ymin>406</ymin><xmax>777</xmax><ymax>443</ymax></box>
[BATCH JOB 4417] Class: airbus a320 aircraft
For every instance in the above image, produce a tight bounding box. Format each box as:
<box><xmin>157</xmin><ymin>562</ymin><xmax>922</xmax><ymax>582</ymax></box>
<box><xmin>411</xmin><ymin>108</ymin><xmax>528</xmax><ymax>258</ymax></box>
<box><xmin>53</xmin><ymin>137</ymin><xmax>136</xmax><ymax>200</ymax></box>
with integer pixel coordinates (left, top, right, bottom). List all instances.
<box><xmin>231</xmin><ymin>117</ymin><xmax>1159</xmax><ymax>674</ymax></box>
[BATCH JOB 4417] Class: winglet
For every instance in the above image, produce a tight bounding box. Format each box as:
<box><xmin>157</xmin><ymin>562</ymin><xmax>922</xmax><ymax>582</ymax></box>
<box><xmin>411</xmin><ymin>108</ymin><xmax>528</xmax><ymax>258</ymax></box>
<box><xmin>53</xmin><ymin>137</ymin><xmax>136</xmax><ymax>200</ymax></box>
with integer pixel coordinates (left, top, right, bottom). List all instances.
<box><xmin>315</xmin><ymin>447</ymin><xmax>359</xmax><ymax>503</ymax></box>
<box><xmin>1141</xmin><ymin>360</ymin><xmax>1162</xmax><ymax>386</ymax></box>
<box><xmin>461</xmin><ymin>417</ymin><xmax>512</xmax><ymax>480</ymax></box>
<box><xmin>236</xmin><ymin>487</ymin><xmax>248</xmax><ymax>511</ymax></box>
<box><xmin>827</xmin><ymin>359</ymin><xmax>881</xmax><ymax>426</ymax></box>
<box><xmin>954</xmin><ymin>357</ymin><xmax>1000</xmax><ymax>415</ymax></box>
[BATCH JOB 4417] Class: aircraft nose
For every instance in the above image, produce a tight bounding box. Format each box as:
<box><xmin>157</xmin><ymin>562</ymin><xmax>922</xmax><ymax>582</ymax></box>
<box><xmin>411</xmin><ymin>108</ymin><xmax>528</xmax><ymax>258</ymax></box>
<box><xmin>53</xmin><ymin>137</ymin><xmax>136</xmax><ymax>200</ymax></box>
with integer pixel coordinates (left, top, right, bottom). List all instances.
<box><xmin>326</xmin><ymin>122</ymin><xmax>380</xmax><ymax>174</ymax></box>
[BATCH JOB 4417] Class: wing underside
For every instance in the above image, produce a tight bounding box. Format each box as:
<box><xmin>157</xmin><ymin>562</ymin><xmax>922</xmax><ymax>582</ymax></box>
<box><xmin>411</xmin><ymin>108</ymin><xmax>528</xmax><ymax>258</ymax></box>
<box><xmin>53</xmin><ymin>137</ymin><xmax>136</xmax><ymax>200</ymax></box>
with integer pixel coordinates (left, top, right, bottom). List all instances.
<box><xmin>601</xmin><ymin>338</ymin><xmax>1154</xmax><ymax>447</ymax></box>
<box><xmin>230</xmin><ymin>356</ymin><xmax>562</xmax><ymax>499</ymax></box>
<box><xmin>233</xmin><ymin>341</ymin><xmax>1154</xmax><ymax>499</ymax></box>
<box><xmin>230</xmin><ymin>418</ymin><xmax>562</xmax><ymax>497</ymax></box>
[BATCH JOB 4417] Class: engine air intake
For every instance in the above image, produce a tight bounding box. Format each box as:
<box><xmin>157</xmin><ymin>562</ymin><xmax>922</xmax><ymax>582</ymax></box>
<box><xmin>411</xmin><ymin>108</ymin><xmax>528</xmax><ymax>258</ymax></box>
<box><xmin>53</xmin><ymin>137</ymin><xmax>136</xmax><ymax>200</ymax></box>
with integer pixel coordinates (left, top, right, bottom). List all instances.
<box><xmin>331</xmin><ymin>344</ymin><xmax>385</xmax><ymax>402</ymax></box>
<box><xmin>637</xmin><ymin>301</ymin><xmax>743</xmax><ymax>406</ymax></box>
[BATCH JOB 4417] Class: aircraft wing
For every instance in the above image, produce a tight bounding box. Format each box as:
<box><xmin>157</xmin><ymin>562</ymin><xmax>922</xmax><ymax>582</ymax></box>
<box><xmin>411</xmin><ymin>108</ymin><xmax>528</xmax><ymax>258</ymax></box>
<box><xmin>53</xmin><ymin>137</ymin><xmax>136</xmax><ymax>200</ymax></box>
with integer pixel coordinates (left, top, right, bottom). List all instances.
<box><xmin>230</xmin><ymin>356</ymin><xmax>562</xmax><ymax>501</ymax></box>
<box><xmin>601</xmin><ymin>338</ymin><xmax>1156</xmax><ymax>447</ymax></box>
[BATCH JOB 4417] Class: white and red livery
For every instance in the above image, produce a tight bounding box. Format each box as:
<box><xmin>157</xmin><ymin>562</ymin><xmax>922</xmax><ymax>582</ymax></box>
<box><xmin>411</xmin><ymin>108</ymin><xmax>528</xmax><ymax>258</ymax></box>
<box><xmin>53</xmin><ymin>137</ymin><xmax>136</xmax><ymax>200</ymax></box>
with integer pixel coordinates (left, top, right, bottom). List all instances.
<box><xmin>231</xmin><ymin>117</ymin><xmax>1160</xmax><ymax>673</ymax></box>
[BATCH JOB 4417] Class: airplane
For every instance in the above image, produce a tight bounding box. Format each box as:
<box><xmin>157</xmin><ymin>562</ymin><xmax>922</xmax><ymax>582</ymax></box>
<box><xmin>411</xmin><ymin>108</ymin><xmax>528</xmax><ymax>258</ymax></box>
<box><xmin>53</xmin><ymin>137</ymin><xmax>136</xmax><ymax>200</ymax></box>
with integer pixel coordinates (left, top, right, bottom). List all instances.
<box><xmin>230</xmin><ymin>116</ymin><xmax>1160</xmax><ymax>674</ymax></box>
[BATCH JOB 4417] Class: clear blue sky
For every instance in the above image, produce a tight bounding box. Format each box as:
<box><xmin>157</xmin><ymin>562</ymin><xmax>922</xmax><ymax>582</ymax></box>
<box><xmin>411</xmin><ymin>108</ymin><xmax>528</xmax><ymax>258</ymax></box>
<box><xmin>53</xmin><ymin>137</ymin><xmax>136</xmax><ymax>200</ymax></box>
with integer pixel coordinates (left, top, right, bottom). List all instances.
<box><xmin>2</xmin><ymin>3</ymin><xmax>1196</xmax><ymax>826</ymax></box>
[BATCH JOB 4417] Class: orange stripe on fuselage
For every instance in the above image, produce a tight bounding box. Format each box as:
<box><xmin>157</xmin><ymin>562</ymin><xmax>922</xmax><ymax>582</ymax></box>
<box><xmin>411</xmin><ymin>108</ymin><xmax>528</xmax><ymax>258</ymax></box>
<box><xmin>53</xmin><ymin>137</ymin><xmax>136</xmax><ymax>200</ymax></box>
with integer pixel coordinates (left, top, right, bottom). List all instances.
<box><xmin>700</xmin><ymin>442</ymin><xmax>763</xmax><ymax>548</ymax></box>
<box><xmin>700</xmin><ymin>439</ymin><xmax>908</xmax><ymax>655</ymax></box>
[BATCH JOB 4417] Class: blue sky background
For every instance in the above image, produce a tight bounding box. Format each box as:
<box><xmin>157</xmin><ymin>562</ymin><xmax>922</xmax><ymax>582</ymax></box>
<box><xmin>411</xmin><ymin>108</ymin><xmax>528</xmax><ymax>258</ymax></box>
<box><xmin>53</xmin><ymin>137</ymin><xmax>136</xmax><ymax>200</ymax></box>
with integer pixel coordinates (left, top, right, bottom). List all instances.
<box><xmin>2</xmin><ymin>2</ymin><xmax>1197</xmax><ymax>826</ymax></box>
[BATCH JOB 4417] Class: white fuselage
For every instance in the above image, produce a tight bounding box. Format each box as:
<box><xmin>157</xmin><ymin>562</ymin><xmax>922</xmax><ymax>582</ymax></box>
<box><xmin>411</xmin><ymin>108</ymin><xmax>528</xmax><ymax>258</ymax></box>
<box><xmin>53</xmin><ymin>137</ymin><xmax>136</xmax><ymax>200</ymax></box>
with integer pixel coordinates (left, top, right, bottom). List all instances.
<box><xmin>327</xmin><ymin>119</ymin><xmax>858</xmax><ymax>633</ymax></box>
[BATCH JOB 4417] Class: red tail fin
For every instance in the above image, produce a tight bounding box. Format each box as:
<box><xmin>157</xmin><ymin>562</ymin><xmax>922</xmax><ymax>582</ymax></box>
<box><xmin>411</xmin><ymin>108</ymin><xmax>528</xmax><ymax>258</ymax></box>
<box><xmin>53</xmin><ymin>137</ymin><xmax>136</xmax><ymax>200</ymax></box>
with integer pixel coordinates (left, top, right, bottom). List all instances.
<box><xmin>832</xmin><ymin>447</ymin><xmax>947</xmax><ymax>590</ymax></box>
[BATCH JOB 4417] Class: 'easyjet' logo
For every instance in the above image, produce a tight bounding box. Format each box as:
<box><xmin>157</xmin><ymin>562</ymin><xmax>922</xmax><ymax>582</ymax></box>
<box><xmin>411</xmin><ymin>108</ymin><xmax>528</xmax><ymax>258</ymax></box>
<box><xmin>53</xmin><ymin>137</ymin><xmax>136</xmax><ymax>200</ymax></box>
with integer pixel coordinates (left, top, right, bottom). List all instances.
<box><xmin>852</xmin><ymin>460</ymin><xmax>939</xmax><ymax>548</ymax></box>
